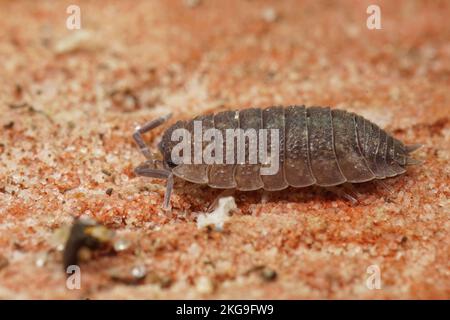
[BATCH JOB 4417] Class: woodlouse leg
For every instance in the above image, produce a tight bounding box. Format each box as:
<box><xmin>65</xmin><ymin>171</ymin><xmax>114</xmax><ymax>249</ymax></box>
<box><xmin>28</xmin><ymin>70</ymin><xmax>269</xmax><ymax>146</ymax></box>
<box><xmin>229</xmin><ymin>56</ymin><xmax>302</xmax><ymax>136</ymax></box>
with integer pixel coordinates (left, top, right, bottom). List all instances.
<box><xmin>133</xmin><ymin>114</ymin><xmax>172</xmax><ymax>160</ymax></box>
<box><xmin>374</xmin><ymin>179</ymin><xmax>394</xmax><ymax>195</ymax></box>
<box><xmin>260</xmin><ymin>190</ymin><xmax>270</xmax><ymax>204</ymax></box>
<box><xmin>135</xmin><ymin>163</ymin><xmax>174</xmax><ymax>210</ymax></box>
<box><xmin>324</xmin><ymin>186</ymin><xmax>358</xmax><ymax>205</ymax></box>
<box><xmin>404</xmin><ymin>144</ymin><xmax>423</xmax><ymax>165</ymax></box>
<box><xmin>343</xmin><ymin>183</ymin><xmax>361</xmax><ymax>199</ymax></box>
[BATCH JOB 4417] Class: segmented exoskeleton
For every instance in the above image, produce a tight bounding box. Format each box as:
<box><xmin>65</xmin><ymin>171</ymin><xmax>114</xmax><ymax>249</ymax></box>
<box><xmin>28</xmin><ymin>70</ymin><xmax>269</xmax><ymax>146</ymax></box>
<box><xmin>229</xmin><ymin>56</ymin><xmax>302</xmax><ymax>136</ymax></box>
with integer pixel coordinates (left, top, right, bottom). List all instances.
<box><xmin>133</xmin><ymin>106</ymin><xmax>421</xmax><ymax>209</ymax></box>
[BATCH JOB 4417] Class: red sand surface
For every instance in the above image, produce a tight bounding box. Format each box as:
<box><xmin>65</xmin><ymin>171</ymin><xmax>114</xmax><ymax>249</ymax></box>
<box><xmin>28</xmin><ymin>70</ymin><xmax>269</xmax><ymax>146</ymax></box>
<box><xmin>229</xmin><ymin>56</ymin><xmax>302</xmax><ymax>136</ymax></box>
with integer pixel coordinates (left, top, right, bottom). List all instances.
<box><xmin>0</xmin><ymin>0</ymin><xmax>449</xmax><ymax>299</ymax></box>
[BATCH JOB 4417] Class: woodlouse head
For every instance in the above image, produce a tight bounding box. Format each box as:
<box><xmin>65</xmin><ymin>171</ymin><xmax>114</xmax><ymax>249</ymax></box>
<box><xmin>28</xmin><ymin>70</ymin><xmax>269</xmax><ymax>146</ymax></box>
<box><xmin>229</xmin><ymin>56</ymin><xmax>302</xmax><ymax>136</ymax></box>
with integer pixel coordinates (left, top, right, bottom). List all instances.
<box><xmin>158</xmin><ymin>121</ymin><xmax>185</xmax><ymax>170</ymax></box>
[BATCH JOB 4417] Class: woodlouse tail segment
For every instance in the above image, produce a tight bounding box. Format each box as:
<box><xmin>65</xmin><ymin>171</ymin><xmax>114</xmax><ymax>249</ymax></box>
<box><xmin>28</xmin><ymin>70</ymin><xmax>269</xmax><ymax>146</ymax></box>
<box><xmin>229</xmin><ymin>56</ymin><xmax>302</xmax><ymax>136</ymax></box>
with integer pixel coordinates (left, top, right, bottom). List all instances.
<box><xmin>332</xmin><ymin>109</ymin><xmax>376</xmax><ymax>183</ymax></box>
<box><xmin>405</xmin><ymin>144</ymin><xmax>422</xmax><ymax>154</ymax></box>
<box><xmin>405</xmin><ymin>144</ymin><xmax>423</xmax><ymax>166</ymax></box>
<box><xmin>386</xmin><ymin>136</ymin><xmax>406</xmax><ymax>175</ymax></box>
<box><xmin>405</xmin><ymin>157</ymin><xmax>423</xmax><ymax>166</ymax></box>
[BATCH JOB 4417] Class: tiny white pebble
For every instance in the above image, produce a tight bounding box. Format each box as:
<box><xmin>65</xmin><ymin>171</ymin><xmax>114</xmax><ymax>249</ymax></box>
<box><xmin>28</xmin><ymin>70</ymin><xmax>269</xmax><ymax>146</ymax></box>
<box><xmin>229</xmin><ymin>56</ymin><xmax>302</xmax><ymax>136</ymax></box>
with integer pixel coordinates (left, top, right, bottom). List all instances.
<box><xmin>35</xmin><ymin>253</ymin><xmax>47</xmax><ymax>268</ymax></box>
<box><xmin>197</xmin><ymin>196</ymin><xmax>237</xmax><ymax>230</ymax></box>
<box><xmin>131</xmin><ymin>265</ymin><xmax>147</xmax><ymax>279</ymax></box>
<box><xmin>183</xmin><ymin>0</ymin><xmax>201</xmax><ymax>8</ymax></box>
<box><xmin>113</xmin><ymin>238</ymin><xmax>131</xmax><ymax>252</ymax></box>
<box><xmin>196</xmin><ymin>276</ymin><xmax>214</xmax><ymax>294</ymax></box>
<box><xmin>261</xmin><ymin>7</ymin><xmax>278</xmax><ymax>22</ymax></box>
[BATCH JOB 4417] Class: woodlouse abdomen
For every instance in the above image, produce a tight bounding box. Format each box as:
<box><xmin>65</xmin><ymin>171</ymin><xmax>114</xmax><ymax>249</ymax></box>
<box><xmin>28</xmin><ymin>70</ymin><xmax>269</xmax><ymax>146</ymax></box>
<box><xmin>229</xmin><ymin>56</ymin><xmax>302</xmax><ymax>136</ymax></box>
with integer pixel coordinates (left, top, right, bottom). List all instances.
<box><xmin>134</xmin><ymin>106</ymin><xmax>421</xmax><ymax>209</ymax></box>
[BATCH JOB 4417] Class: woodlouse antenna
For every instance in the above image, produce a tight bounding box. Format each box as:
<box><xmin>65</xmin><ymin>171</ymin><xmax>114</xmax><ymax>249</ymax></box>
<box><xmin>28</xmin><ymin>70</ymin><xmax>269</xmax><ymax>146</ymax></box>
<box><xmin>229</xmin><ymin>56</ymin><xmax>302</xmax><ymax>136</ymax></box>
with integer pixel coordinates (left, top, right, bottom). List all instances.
<box><xmin>133</xmin><ymin>113</ymin><xmax>172</xmax><ymax>161</ymax></box>
<box><xmin>133</xmin><ymin>114</ymin><xmax>174</xmax><ymax>210</ymax></box>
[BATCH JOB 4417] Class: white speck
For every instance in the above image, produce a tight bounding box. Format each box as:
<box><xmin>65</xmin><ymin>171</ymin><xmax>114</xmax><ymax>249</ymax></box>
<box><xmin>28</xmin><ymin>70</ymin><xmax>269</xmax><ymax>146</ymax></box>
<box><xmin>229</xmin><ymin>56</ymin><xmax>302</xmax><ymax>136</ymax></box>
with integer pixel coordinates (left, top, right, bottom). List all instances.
<box><xmin>187</xmin><ymin>242</ymin><xmax>201</xmax><ymax>258</ymax></box>
<box><xmin>35</xmin><ymin>252</ymin><xmax>47</xmax><ymax>268</ymax></box>
<box><xmin>93</xmin><ymin>173</ymin><xmax>105</xmax><ymax>183</ymax></box>
<box><xmin>261</xmin><ymin>7</ymin><xmax>278</xmax><ymax>22</ymax></box>
<box><xmin>196</xmin><ymin>276</ymin><xmax>214</xmax><ymax>294</ymax></box>
<box><xmin>131</xmin><ymin>265</ymin><xmax>147</xmax><ymax>279</ymax></box>
<box><xmin>196</xmin><ymin>196</ymin><xmax>237</xmax><ymax>231</ymax></box>
<box><xmin>183</xmin><ymin>0</ymin><xmax>201</xmax><ymax>8</ymax></box>
<box><xmin>54</xmin><ymin>30</ymin><xmax>101</xmax><ymax>54</ymax></box>
<box><xmin>113</xmin><ymin>238</ymin><xmax>131</xmax><ymax>252</ymax></box>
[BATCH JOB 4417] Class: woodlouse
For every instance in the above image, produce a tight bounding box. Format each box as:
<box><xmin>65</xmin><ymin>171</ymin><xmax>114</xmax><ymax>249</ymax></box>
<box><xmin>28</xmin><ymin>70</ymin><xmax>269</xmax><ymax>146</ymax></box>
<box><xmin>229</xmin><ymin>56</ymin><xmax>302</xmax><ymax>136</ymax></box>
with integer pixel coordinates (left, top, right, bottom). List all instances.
<box><xmin>133</xmin><ymin>106</ymin><xmax>421</xmax><ymax>209</ymax></box>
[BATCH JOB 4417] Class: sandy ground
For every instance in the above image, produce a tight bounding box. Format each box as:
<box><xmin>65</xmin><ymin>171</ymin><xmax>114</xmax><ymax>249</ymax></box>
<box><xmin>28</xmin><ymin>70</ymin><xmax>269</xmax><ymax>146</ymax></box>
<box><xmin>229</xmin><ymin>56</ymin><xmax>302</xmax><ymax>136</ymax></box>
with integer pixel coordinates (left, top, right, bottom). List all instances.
<box><xmin>0</xmin><ymin>0</ymin><xmax>449</xmax><ymax>299</ymax></box>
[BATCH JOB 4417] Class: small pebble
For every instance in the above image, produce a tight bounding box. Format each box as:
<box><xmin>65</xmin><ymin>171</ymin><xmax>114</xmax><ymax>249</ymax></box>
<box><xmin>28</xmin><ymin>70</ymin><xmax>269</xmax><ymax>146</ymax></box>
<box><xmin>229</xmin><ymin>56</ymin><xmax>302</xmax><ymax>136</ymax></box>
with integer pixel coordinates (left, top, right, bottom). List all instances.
<box><xmin>159</xmin><ymin>276</ymin><xmax>173</xmax><ymax>288</ymax></box>
<box><xmin>3</xmin><ymin>121</ymin><xmax>14</xmax><ymax>129</ymax></box>
<box><xmin>101</xmin><ymin>169</ymin><xmax>112</xmax><ymax>176</ymax></box>
<box><xmin>54</xmin><ymin>29</ymin><xmax>100</xmax><ymax>54</ymax></box>
<box><xmin>35</xmin><ymin>252</ymin><xmax>48</xmax><ymax>268</ymax></box>
<box><xmin>131</xmin><ymin>265</ymin><xmax>147</xmax><ymax>280</ymax></box>
<box><xmin>113</xmin><ymin>238</ymin><xmax>131</xmax><ymax>252</ymax></box>
<box><xmin>261</xmin><ymin>267</ymin><xmax>277</xmax><ymax>281</ymax></box>
<box><xmin>196</xmin><ymin>276</ymin><xmax>214</xmax><ymax>294</ymax></box>
<box><xmin>183</xmin><ymin>0</ymin><xmax>201</xmax><ymax>8</ymax></box>
<box><xmin>261</xmin><ymin>7</ymin><xmax>278</xmax><ymax>22</ymax></box>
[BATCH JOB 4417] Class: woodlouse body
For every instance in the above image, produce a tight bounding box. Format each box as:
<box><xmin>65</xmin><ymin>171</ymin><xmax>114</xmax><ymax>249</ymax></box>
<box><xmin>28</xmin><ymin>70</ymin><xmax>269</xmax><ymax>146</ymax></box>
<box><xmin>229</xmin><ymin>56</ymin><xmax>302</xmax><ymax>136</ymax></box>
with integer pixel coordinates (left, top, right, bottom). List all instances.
<box><xmin>134</xmin><ymin>106</ymin><xmax>421</xmax><ymax>209</ymax></box>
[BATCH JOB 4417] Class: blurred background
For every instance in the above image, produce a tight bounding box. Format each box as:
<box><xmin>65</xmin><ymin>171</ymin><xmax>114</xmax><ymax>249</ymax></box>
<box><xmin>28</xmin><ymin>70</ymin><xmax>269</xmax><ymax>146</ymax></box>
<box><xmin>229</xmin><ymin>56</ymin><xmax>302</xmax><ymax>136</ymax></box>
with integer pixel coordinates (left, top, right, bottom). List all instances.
<box><xmin>1</xmin><ymin>0</ymin><xmax>448</xmax><ymax>123</ymax></box>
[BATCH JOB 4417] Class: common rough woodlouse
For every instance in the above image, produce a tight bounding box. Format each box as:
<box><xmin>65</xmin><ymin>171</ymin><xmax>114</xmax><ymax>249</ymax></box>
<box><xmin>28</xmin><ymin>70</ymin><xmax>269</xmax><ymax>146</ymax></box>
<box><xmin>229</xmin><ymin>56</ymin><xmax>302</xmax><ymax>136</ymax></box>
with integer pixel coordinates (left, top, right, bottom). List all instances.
<box><xmin>133</xmin><ymin>105</ymin><xmax>421</xmax><ymax>209</ymax></box>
